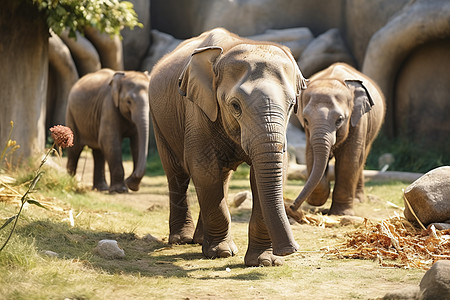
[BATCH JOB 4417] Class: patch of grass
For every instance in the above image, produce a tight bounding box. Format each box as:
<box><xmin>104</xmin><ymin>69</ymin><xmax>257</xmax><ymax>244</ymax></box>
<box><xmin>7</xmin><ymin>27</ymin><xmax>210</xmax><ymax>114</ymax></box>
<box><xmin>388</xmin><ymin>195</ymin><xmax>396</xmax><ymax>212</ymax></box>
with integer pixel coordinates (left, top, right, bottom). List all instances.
<box><xmin>366</xmin><ymin>134</ymin><xmax>448</xmax><ymax>173</ymax></box>
<box><xmin>0</xmin><ymin>158</ymin><xmax>428</xmax><ymax>299</ymax></box>
<box><xmin>232</xmin><ymin>163</ymin><xmax>250</xmax><ymax>179</ymax></box>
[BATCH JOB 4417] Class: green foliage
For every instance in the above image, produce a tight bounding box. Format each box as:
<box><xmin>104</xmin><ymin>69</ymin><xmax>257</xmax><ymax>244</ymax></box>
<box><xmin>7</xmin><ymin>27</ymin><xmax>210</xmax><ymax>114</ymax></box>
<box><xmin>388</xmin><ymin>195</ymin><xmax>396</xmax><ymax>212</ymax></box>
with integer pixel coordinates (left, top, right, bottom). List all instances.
<box><xmin>147</xmin><ymin>152</ymin><xmax>165</xmax><ymax>176</ymax></box>
<box><xmin>31</xmin><ymin>0</ymin><xmax>142</xmax><ymax>38</ymax></box>
<box><xmin>366</xmin><ymin>134</ymin><xmax>448</xmax><ymax>173</ymax></box>
<box><xmin>231</xmin><ymin>163</ymin><xmax>250</xmax><ymax>179</ymax></box>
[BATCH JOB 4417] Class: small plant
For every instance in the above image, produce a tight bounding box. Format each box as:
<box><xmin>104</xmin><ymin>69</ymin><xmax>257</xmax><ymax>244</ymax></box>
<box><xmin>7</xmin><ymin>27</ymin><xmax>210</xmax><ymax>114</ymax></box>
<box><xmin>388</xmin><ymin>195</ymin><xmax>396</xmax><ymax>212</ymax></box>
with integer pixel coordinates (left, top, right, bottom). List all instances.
<box><xmin>0</xmin><ymin>124</ymin><xmax>73</xmax><ymax>252</ymax></box>
<box><xmin>0</xmin><ymin>121</ymin><xmax>20</xmax><ymax>167</ymax></box>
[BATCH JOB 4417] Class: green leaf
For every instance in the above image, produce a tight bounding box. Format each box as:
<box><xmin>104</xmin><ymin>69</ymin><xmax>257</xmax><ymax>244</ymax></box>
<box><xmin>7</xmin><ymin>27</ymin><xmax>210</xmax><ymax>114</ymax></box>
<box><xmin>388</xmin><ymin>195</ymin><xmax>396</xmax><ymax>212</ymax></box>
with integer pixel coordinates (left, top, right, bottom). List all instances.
<box><xmin>26</xmin><ymin>199</ymin><xmax>48</xmax><ymax>210</ymax></box>
<box><xmin>31</xmin><ymin>0</ymin><xmax>141</xmax><ymax>39</ymax></box>
<box><xmin>0</xmin><ymin>215</ymin><xmax>17</xmax><ymax>231</ymax></box>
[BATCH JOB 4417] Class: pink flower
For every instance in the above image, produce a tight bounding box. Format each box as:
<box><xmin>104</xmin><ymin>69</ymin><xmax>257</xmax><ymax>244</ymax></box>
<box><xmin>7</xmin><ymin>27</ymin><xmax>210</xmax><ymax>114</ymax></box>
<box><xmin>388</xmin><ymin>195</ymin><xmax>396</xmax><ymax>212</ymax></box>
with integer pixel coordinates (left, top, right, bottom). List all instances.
<box><xmin>50</xmin><ymin>125</ymin><xmax>74</xmax><ymax>148</ymax></box>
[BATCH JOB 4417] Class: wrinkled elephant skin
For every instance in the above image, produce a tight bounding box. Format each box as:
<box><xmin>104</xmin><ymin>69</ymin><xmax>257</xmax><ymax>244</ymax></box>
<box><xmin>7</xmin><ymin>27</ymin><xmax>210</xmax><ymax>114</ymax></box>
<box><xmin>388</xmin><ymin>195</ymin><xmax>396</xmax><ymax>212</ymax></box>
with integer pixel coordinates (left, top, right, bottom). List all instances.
<box><xmin>66</xmin><ymin>68</ymin><xmax>150</xmax><ymax>193</ymax></box>
<box><xmin>149</xmin><ymin>28</ymin><xmax>306</xmax><ymax>267</ymax></box>
<box><xmin>292</xmin><ymin>63</ymin><xmax>385</xmax><ymax>216</ymax></box>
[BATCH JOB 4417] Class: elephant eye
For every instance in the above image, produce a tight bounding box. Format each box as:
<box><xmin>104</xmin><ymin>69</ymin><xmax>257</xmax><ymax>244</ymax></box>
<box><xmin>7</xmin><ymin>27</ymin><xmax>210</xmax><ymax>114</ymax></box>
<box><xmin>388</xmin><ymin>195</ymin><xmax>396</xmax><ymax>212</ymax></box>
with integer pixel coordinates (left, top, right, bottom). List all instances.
<box><xmin>230</xmin><ymin>99</ymin><xmax>242</xmax><ymax>118</ymax></box>
<box><xmin>335</xmin><ymin>115</ymin><xmax>345</xmax><ymax>128</ymax></box>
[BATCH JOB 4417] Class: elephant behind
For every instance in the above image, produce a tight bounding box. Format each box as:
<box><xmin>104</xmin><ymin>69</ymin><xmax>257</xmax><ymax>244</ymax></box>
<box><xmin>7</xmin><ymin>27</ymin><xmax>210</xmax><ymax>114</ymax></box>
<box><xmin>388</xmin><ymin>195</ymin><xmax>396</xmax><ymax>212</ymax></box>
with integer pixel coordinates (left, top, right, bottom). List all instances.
<box><xmin>149</xmin><ymin>28</ymin><xmax>307</xmax><ymax>267</ymax></box>
<box><xmin>290</xmin><ymin>63</ymin><xmax>386</xmax><ymax>216</ymax></box>
<box><xmin>66</xmin><ymin>68</ymin><xmax>150</xmax><ymax>193</ymax></box>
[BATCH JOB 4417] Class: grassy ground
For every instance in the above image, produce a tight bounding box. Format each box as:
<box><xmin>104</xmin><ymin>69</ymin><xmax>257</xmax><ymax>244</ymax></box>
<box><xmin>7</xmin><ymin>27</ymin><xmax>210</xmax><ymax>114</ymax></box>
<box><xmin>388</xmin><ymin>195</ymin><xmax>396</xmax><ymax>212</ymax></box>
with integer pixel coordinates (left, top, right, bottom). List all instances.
<box><xmin>0</xmin><ymin>154</ymin><xmax>426</xmax><ymax>299</ymax></box>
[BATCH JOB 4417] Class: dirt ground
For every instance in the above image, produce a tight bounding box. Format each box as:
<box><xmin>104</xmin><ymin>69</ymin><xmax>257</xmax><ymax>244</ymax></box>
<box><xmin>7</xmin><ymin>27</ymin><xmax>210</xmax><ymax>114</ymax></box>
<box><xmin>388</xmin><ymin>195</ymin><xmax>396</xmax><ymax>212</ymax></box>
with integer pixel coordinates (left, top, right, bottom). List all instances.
<box><xmin>66</xmin><ymin>154</ymin><xmax>426</xmax><ymax>299</ymax></box>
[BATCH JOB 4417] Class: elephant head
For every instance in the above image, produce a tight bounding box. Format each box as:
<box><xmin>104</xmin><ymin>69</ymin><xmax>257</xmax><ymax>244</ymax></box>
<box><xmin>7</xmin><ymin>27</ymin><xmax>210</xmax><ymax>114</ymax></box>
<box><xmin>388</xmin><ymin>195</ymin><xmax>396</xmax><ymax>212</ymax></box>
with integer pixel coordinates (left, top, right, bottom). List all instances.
<box><xmin>290</xmin><ymin>73</ymin><xmax>374</xmax><ymax>211</ymax></box>
<box><xmin>110</xmin><ymin>71</ymin><xmax>150</xmax><ymax>191</ymax></box>
<box><xmin>178</xmin><ymin>44</ymin><xmax>307</xmax><ymax>255</ymax></box>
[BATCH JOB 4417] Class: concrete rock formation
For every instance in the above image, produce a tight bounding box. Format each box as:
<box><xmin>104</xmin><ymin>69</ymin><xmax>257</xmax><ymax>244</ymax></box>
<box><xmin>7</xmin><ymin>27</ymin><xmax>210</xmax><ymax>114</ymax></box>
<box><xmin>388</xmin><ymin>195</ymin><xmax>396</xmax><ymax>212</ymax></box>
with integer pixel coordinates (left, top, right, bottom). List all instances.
<box><xmin>403</xmin><ymin>166</ymin><xmax>450</xmax><ymax>226</ymax></box>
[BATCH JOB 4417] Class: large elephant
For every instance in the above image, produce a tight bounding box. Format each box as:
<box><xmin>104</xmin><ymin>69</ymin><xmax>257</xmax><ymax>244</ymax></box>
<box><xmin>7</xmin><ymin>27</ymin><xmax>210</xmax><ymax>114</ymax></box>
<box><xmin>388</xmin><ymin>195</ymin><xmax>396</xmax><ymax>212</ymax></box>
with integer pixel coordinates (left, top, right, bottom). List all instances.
<box><xmin>149</xmin><ymin>28</ymin><xmax>306</xmax><ymax>266</ymax></box>
<box><xmin>290</xmin><ymin>63</ymin><xmax>385</xmax><ymax>216</ymax></box>
<box><xmin>66</xmin><ymin>68</ymin><xmax>150</xmax><ymax>193</ymax></box>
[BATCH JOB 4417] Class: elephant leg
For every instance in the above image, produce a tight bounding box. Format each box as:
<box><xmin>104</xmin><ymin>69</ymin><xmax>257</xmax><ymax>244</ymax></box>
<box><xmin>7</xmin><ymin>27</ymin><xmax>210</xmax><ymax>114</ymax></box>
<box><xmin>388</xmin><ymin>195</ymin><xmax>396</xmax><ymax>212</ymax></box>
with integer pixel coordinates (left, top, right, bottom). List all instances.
<box><xmin>102</xmin><ymin>141</ymin><xmax>127</xmax><ymax>193</ymax></box>
<box><xmin>66</xmin><ymin>142</ymin><xmax>83</xmax><ymax>176</ymax></box>
<box><xmin>355</xmin><ymin>170</ymin><xmax>365</xmax><ymax>203</ymax></box>
<box><xmin>329</xmin><ymin>146</ymin><xmax>364</xmax><ymax>215</ymax></box>
<box><xmin>167</xmin><ymin>171</ymin><xmax>195</xmax><ymax>244</ymax></box>
<box><xmin>195</xmin><ymin>170</ymin><xmax>237</xmax><ymax>259</ymax></box>
<box><xmin>152</xmin><ymin>121</ymin><xmax>195</xmax><ymax>244</ymax></box>
<box><xmin>192</xmin><ymin>212</ymin><xmax>203</xmax><ymax>244</ymax></box>
<box><xmin>125</xmin><ymin>135</ymin><xmax>141</xmax><ymax>191</ymax></box>
<box><xmin>92</xmin><ymin>149</ymin><xmax>109</xmax><ymax>191</ymax></box>
<box><xmin>245</xmin><ymin>165</ymin><xmax>283</xmax><ymax>267</ymax></box>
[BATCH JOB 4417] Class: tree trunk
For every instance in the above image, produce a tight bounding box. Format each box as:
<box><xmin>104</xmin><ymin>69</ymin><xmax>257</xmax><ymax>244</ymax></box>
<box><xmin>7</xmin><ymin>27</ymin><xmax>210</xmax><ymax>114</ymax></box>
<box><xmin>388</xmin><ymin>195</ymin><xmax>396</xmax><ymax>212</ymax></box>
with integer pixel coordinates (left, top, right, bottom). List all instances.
<box><xmin>47</xmin><ymin>33</ymin><xmax>79</xmax><ymax>130</ymax></box>
<box><xmin>0</xmin><ymin>1</ymin><xmax>48</xmax><ymax>160</ymax></box>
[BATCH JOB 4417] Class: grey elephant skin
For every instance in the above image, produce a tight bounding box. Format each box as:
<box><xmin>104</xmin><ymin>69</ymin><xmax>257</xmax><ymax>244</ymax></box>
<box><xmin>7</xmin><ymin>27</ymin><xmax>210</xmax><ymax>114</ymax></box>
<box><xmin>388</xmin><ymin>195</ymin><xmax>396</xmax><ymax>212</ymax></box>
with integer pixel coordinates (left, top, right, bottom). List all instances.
<box><xmin>291</xmin><ymin>63</ymin><xmax>385</xmax><ymax>216</ymax></box>
<box><xmin>66</xmin><ymin>68</ymin><xmax>150</xmax><ymax>193</ymax></box>
<box><xmin>149</xmin><ymin>28</ymin><xmax>306</xmax><ymax>267</ymax></box>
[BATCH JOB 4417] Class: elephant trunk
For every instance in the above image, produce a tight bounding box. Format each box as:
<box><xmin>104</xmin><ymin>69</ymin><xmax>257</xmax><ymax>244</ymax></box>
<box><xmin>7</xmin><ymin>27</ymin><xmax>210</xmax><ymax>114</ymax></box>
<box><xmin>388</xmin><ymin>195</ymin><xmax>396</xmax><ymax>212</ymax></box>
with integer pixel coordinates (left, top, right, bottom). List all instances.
<box><xmin>290</xmin><ymin>130</ymin><xmax>335</xmax><ymax>211</ymax></box>
<box><xmin>251</xmin><ymin>142</ymin><xmax>299</xmax><ymax>256</ymax></box>
<box><xmin>127</xmin><ymin>106</ymin><xmax>150</xmax><ymax>191</ymax></box>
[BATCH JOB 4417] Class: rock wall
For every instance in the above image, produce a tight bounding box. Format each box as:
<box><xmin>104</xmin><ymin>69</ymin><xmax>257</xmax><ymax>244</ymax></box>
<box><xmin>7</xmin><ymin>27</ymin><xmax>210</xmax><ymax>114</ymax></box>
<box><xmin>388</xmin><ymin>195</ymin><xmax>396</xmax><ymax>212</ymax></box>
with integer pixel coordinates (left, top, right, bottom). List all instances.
<box><xmin>135</xmin><ymin>0</ymin><xmax>449</xmax><ymax>161</ymax></box>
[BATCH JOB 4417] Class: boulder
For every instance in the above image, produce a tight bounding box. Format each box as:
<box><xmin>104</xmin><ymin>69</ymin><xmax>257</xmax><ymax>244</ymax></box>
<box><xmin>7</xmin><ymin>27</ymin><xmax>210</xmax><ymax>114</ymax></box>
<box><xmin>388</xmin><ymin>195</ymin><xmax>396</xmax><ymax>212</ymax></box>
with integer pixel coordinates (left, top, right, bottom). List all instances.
<box><xmin>141</xmin><ymin>30</ymin><xmax>182</xmax><ymax>72</ymax></box>
<box><xmin>403</xmin><ymin>166</ymin><xmax>450</xmax><ymax>226</ymax></box>
<box><xmin>231</xmin><ymin>191</ymin><xmax>252</xmax><ymax>208</ymax></box>
<box><xmin>121</xmin><ymin>0</ymin><xmax>151</xmax><ymax>70</ymax></box>
<box><xmin>151</xmin><ymin>0</ymin><xmax>343</xmax><ymax>38</ymax></box>
<box><xmin>382</xmin><ymin>286</ymin><xmax>419</xmax><ymax>299</ymax></box>
<box><xmin>248</xmin><ymin>27</ymin><xmax>314</xmax><ymax>59</ymax></box>
<box><xmin>298</xmin><ymin>28</ymin><xmax>355</xmax><ymax>77</ymax></box>
<box><xmin>419</xmin><ymin>260</ymin><xmax>450</xmax><ymax>300</ymax></box>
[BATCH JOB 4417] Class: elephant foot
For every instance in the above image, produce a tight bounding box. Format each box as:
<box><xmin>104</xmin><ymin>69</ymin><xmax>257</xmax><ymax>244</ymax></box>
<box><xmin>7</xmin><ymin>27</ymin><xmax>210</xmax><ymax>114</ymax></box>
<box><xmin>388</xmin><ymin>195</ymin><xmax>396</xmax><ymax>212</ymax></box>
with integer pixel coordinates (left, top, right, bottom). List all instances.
<box><xmin>125</xmin><ymin>176</ymin><xmax>141</xmax><ymax>192</ymax></box>
<box><xmin>109</xmin><ymin>183</ymin><xmax>128</xmax><ymax>194</ymax></box>
<box><xmin>202</xmin><ymin>236</ymin><xmax>238</xmax><ymax>259</ymax></box>
<box><xmin>169</xmin><ymin>233</ymin><xmax>193</xmax><ymax>245</ymax></box>
<box><xmin>169</xmin><ymin>224</ymin><xmax>195</xmax><ymax>245</ymax></box>
<box><xmin>354</xmin><ymin>190</ymin><xmax>365</xmax><ymax>203</ymax></box>
<box><xmin>328</xmin><ymin>202</ymin><xmax>354</xmax><ymax>216</ymax></box>
<box><xmin>244</xmin><ymin>246</ymin><xmax>284</xmax><ymax>267</ymax></box>
<box><xmin>93</xmin><ymin>182</ymin><xmax>109</xmax><ymax>192</ymax></box>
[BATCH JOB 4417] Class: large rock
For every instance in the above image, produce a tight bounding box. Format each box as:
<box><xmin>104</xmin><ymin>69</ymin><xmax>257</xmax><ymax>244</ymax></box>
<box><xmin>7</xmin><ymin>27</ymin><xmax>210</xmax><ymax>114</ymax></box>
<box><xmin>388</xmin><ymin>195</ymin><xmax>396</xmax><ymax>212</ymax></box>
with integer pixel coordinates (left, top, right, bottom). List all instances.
<box><xmin>419</xmin><ymin>260</ymin><xmax>450</xmax><ymax>300</ymax></box>
<box><xmin>298</xmin><ymin>28</ymin><xmax>355</xmax><ymax>77</ymax></box>
<box><xmin>403</xmin><ymin>166</ymin><xmax>450</xmax><ymax>226</ymax></box>
<box><xmin>248</xmin><ymin>27</ymin><xmax>313</xmax><ymax>59</ymax></box>
<box><xmin>362</xmin><ymin>0</ymin><xmax>450</xmax><ymax>150</ymax></box>
<box><xmin>141</xmin><ymin>30</ymin><xmax>182</xmax><ymax>72</ymax></box>
<box><xmin>344</xmin><ymin>0</ymin><xmax>409</xmax><ymax>67</ymax></box>
<box><xmin>121</xmin><ymin>0</ymin><xmax>151</xmax><ymax>70</ymax></box>
<box><xmin>151</xmin><ymin>0</ymin><xmax>343</xmax><ymax>38</ymax></box>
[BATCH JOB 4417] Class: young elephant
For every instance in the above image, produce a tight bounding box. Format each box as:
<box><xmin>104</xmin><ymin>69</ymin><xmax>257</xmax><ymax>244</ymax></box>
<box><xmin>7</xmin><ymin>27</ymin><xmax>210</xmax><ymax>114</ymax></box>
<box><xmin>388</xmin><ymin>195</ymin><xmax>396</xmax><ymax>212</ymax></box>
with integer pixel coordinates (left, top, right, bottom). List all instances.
<box><xmin>149</xmin><ymin>28</ymin><xmax>307</xmax><ymax>266</ymax></box>
<box><xmin>66</xmin><ymin>68</ymin><xmax>150</xmax><ymax>193</ymax></box>
<box><xmin>290</xmin><ymin>63</ymin><xmax>385</xmax><ymax>216</ymax></box>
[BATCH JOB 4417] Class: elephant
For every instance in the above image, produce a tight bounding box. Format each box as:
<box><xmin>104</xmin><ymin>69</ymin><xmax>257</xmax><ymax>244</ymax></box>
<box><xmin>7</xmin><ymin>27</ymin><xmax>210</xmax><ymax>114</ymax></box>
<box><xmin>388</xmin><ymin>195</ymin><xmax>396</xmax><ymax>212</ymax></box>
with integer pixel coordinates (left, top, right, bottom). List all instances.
<box><xmin>66</xmin><ymin>68</ymin><xmax>150</xmax><ymax>193</ymax></box>
<box><xmin>290</xmin><ymin>63</ymin><xmax>385</xmax><ymax>216</ymax></box>
<box><xmin>149</xmin><ymin>28</ymin><xmax>307</xmax><ymax>266</ymax></box>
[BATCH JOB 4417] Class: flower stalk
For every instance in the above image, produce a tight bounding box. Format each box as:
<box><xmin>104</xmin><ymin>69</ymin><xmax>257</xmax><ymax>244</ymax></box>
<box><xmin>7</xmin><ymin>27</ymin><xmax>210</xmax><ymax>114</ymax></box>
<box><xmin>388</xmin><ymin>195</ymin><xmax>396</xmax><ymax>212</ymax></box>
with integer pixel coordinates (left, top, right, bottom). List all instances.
<box><xmin>0</xmin><ymin>125</ymin><xmax>73</xmax><ymax>252</ymax></box>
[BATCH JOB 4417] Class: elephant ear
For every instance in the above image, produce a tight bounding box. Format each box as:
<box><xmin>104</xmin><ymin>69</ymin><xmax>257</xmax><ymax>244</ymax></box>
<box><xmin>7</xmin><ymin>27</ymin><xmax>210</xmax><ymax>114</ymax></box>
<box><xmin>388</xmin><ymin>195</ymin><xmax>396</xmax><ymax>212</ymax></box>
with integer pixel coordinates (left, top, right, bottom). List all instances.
<box><xmin>110</xmin><ymin>72</ymin><xmax>125</xmax><ymax>107</ymax></box>
<box><xmin>345</xmin><ymin>79</ymin><xmax>375</xmax><ymax>127</ymax></box>
<box><xmin>178</xmin><ymin>46</ymin><xmax>223</xmax><ymax>122</ymax></box>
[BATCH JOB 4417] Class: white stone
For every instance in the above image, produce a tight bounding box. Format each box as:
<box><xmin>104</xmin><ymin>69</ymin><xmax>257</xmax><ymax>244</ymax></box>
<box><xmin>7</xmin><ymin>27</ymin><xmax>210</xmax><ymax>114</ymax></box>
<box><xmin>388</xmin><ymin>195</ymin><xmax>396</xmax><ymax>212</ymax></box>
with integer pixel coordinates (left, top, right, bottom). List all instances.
<box><xmin>94</xmin><ymin>239</ymin><xmax>125</xmax><ymax>259</ymax></box>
